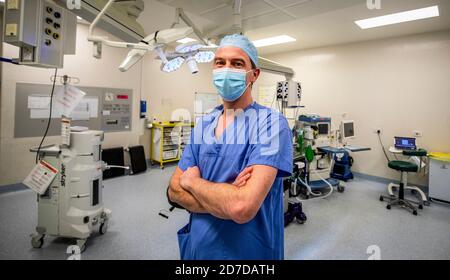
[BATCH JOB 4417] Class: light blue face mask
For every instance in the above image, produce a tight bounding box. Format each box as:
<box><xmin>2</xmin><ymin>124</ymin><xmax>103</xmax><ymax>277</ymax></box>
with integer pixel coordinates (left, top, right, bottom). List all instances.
<box><xmin>213</xmin><ymin>68</ymin><xmax>253</xmax><ymax>102</ymax></box>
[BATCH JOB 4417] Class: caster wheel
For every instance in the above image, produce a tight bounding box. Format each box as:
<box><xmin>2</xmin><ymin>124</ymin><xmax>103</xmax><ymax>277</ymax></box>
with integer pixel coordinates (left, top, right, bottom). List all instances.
<box><xmin>418</xmin><ymin>205</ymin><xmax>423</xmax><ymax>210</ymax></box>
<box><xmin>386</xmin><ymin>205</ymin><xmax>391</xmax><ymax>210</ymax></box>
<box><xmin>338</xmin><ymin>187</ymin><xmax>345</xmax><ymax>193</ymax></box>
<box><xmin>413</xmin><ymin>210</ymin><xmax>418</xmax><ymax>216</ymax></box>
<box><xmin>31</xmin><ymin>236</ymin><xmax>44</xmax><ymax>249</ymax></box>
<box><xmin>379</xmin><ymin>196</ymin><xmax>384</xmax><ymax>202</ymax></box>
<box><xmin>99</xmin><ymin>222</ymin><xmax>108</xmax><ymax>235</ymax></box>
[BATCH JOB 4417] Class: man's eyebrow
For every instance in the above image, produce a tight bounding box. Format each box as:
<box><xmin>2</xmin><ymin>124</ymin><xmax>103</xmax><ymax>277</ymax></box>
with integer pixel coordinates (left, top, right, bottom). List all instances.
<box><xmin>231</xmin><ymin>58</ymin><xmax>246</xmax><ymax>63</ymax></box>
<box><xmin>213</xmin><ymin>57</ymin><xmax>248</xmax><ymax>65</ymax></box>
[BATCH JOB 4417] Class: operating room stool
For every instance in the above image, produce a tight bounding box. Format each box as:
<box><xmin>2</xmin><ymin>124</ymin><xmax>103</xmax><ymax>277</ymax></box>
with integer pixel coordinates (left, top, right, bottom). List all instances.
<box><xmin>380</xmin><ymin>149</ymin><xmax>428</xmax><ymax>215</ymax></box>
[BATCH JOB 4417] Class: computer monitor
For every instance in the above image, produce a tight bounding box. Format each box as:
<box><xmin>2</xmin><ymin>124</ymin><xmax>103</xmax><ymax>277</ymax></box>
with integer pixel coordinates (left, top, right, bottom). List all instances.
<box><xmin>394</xmin><ymin>137</ymin><xmax>416</xmax><ymax>150</ymax></box>
<box><xmin>317</xmin><ymin>123</ymin><xmax>330</xmax><ymax>135</ymax></box>
<box><xmin>341</xmin><ymin>120</ymin><xmax>355</xmax><ymax>139</ymax></box>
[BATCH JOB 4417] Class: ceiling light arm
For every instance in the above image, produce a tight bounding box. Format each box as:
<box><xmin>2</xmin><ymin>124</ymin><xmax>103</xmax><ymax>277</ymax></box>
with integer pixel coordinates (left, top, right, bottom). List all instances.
<box><xmin>174</xmin><ymin>8</ymin><xmax>209</xmax><ymax>45</ymax></box>
<box><xmin>85</xmin><ymin>0</ymin><xmax>193</xmax><ymax>72</ymax></box>
<box><xmin>170</xmin><ymin>7</ymin><xmax>181</xmax><ymax>28</ymax></box>
<box><xmin>87</xmin><ymin>0</ymin><xmax>154</xmax><ymax>58</ymax></box>
<box><xmin>259</xmin><ymin>57</ymin><xmax>295</xmax><ymax>80</ymax></box>
<box><xmin>232</xmin><ymin>0</ymin><xmax>243</xmax><ymax>34</ymax></box>
<box><xmin>204</xmin><ymin>0</ymin><xmax>242</xmax><ymax>39</ymax></box>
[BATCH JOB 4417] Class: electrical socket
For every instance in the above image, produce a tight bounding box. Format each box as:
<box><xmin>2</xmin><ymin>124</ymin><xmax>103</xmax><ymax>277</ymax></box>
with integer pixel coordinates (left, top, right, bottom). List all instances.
<box><xmin>374</xmin><ymin>128</ymin><xmax>382</xmax><ymax>134</ymax></box>
<box><xmin>413</xmin><ymin>130</ymin><xmax>423</xmax><ymax>137</ymax></box>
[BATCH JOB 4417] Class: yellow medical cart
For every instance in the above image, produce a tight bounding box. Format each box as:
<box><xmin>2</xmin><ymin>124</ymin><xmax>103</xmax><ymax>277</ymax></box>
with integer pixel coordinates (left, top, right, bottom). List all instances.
<box><xmin>150</xmin><ymin>122</ymin><xmax>194</xmax><ymax>169</ymax></box>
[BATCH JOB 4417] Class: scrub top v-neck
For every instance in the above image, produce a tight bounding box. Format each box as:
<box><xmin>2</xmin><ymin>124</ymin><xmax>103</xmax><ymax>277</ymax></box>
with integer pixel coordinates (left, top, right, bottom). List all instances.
<box><xmin>178</xmin><ymin>102</ymin><xmax>293</xmax><ymax>260</ymax></box>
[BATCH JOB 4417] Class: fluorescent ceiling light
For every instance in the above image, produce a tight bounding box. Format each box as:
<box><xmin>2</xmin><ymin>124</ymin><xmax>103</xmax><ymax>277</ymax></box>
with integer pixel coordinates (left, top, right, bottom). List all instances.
<box><xmin>355</xmin><ymin>5</ymin><xmax>439</xmax><ymax>29</ymax></box>
<box><xmin>252</xmin><ymin>35</ymin><xmax>296</xmax><ymax>48</ymax></box>
<box><xmin>176</xmin><ymin>38</ymin><xmax>197</xmax><ymax>44</ymax></box>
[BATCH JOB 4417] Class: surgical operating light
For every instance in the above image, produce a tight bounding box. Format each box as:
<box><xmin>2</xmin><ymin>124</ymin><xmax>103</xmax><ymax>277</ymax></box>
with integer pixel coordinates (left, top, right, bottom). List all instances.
<box><xmin>160</xmin><ymin>43</ymin><xmax>216</xmax><ymax>74</ymax></box>
<box><xmin>162</xmin><ymin>57</ymin><xmax>185</xmax><ymax>73</ymax></box>
<box><xmin>194</xmin><ymin>51</ymin><xmax>215</xmax><ymax>64</ymax></box>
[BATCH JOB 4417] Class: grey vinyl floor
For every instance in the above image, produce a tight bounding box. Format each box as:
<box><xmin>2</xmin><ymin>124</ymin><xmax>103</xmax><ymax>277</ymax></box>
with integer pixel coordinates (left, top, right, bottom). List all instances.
<box><xmin>0</xmin><ymin>165</ymin><xmax>449</xmax><ymax>260</ymax></box>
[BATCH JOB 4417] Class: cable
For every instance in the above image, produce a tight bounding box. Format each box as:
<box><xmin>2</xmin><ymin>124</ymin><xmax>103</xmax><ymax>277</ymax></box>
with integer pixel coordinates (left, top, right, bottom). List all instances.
<box><xmin>377</xmin><ymin>132</ymin><xmax>392</xmax><ymax>162</ymax></box>
<box><xmin>294</xmin><ymin>170</ymin><xmax>334</xmax><ymax>202</ymax></box>
<box><xmin>294</xmin><ymin>104</ymin><xmax>299</xmax><ymax>120</ymax></box>
<box><xmin>153</xmin><ymin>30</ymin><xmax>160</xmax><ymax>44</ymax></box>
<box><xmin>0</xmin><ymin>57</ymin><xmax>19</xmax><ymax>65</ymax></box>
<box><xmin>297</xmin><ymin>176</ymin><xmax>322</xmax><ymax>196</ymax></box>
<box><xmin>270</xmin><ymin>92</ymin><xmax>277</xmax><ymax>109</ymax></box>
<box><xmin>35</xmin><ymin>68</ymin><xmax>58</xmax><ymax>164</ymax></box>
<box><xmin>139</xmin><ymin>59</ymin><xmax>144</xmax><ymax>109</ymax></box>
<box><xmin>105</xmin><ymin>165</ymin><xmax>130</xmax><ymax>170</ymax></box>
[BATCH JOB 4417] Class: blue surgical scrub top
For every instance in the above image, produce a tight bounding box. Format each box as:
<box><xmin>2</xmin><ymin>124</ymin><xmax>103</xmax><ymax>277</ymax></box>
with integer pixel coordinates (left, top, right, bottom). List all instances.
<box><xmin>177</xmin><ymin>102</ymin><xmax>293</xmax><ymax>260</ymax></box>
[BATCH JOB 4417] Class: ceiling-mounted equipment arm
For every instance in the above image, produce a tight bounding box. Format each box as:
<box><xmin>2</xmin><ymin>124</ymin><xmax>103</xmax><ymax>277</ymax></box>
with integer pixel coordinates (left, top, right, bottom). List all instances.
<box><xmin>87</xmin><ymin>0</ymin><xmax>153</xmax><ymax>58</ymax></box>
<box><xmin>232</xmin><ymin>0</ymin><xmax>243</xmax><ymax>34</ymax></box>
<box><xmin>53</xmin><ymin>0</ymin><xmax>146</xmax><ymax>42</ymax></box>
<box><xmin>86</xmin><ymin>0</ymin><xmax>193</xmax><ymax>51</ymax></box>
<box><xmin>173</xmin><ymin>8</ymin><xmax>209</xmax><ymax>46</ymax></box>
<box><xmin>84</xmin><ymin>0</ymin><xmax>193</xmax><ymax>71</ymax></box>
<box><xmin>159</xmin><ymin>1</ymin><xmax>295</xmax><ymax>78</ymax></box>
<box><xmin>118</xmin><ymin>26</ymin><xmax>194</xmax><ymax>72</ymax></box>
<box><xmin>259</xmin><ymin>57</ymin><xmax>295</xmax><ymax>80</ymax></box>
<box><xmin>204</xmin><ymin>0</ymin><xmax>242</xmax><ymax>39</ymax></box>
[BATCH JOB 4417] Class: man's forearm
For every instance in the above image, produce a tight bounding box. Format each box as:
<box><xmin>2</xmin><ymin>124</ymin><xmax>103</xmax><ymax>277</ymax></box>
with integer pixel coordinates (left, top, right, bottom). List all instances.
<box><xmin>179</xmin><ymin>165</ymin><xmax>276</xmax><ymax>224</ymax></box>
<box><xmin>170</xmin><ymin>190</ymin><xmax>207</xmax><ymax>213</ymax></box>
<box><xmin>169</xmin><ymin>180</ymin><xmax>208</xmax><ymax>214</ymax></box>
<box><xmin>185</xmin><ymin>178</ymin><xmax>249</xmax><ymax>222</ymax></box>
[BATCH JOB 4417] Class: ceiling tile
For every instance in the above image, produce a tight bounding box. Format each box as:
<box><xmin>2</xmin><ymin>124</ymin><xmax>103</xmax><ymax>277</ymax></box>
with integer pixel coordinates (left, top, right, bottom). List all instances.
<box><xmin>159</xmin><ymin>0</ymin><xmax>231</xmax><ymax>15</ymax></box>
<box><xmin>241</xmin><ymin>1</ymin><xmax>276</xmax><ymax>19</ymax></box>
<box><xmin>270</xmin><ymin>0</ymin><xmax>312</xmax><ymax>7</ymax></box>
<box><xmin>243</xmin><ymin>10</ymin><xmax>293</xmax><ymax>32</ymax></box>
<box><xmin>287</xmin><ymin>0</ymin><xmax>362</xmax><ymax>19</ymax></box>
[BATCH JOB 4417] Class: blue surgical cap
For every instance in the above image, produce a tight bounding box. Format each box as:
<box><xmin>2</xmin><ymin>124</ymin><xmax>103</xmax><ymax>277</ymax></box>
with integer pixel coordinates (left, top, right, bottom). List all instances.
<box><xmin>218</xmin><ymin>34</ymin><xmax>259</xmax><ymax>67</ymax></box>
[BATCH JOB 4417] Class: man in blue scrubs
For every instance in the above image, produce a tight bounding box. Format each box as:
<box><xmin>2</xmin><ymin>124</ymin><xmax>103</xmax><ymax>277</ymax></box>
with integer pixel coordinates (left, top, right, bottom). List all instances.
<box><xmin>168</xmin><ymin>34</ymin><xmax>293</xmax><ymax>260</ymax></box>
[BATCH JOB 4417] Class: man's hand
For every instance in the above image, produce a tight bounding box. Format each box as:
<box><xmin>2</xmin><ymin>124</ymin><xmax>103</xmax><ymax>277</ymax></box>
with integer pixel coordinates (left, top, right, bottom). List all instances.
<box><xmin>180</xmin><ymin>166</ymin><xmax>201</xmax><ymax>190</ymax></box>
<box><xmin>232</xmin><ymin>167</ymin><xmax>253</xmax><ymax>187</ymax></box>
<box><xmin>183</xmin><ymin>165</ymin><xmax>277</xmax><ymax>224</ymax></box>
<box><xmin>180</xmin><ymin>166</ymin><xmax>253</xmax><ymax>189</ymax></box>
<box><xmin>168</xmin><ymin>167</ymin><xmax>207</xmax><ymax>213</ymax></box>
